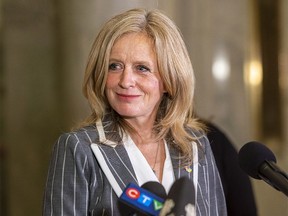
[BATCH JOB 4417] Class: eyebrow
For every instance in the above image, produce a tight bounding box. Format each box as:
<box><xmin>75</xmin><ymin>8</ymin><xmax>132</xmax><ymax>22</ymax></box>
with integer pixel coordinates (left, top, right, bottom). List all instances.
<box><xmin>134</xmin><ymin>60</ymin><xmax>153</xmax><ymax>66</ymax></box>
<box><xmin>108</xmin><ymin>58</ymin><xmax>153</xmax><ymax>67</ymax></box>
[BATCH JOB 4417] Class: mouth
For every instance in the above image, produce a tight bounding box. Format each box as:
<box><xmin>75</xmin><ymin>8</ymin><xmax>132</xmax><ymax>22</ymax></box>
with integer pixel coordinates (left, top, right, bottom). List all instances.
<box><xmin>116</xmin><ymin>93</ymin><xmax>141</xmax><ymax>100</ymax></box>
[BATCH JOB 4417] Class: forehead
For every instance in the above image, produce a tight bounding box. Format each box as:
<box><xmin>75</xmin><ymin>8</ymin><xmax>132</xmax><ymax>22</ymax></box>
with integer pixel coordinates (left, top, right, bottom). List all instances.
<box><xmin>110</xmin><ymin>32</ymin><xmax>160</xmax><ymax>68</ymax></box>
<box><xmin>112</xmin><ymin>32</ymin><xmax>155</xmax><ymax>53</ymax></box>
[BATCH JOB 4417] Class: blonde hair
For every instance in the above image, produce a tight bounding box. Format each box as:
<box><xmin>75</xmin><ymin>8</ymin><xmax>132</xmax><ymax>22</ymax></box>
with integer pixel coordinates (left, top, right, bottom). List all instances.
<box><xmin>82</xmin><ymin>8</ymin><xmax>204</xmax><ymax>163</ymax></box>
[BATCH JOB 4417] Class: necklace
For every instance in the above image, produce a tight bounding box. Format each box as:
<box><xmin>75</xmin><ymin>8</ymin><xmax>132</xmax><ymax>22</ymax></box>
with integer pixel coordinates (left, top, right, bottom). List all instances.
<box><xmin>152</xmin><ymin>141</ymin><xmax>160</xmax><ymax>173</ymax></box>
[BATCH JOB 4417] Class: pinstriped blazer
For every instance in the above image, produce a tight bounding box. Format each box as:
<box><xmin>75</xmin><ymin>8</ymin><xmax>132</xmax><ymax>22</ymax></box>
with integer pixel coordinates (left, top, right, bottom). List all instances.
<box><xmin>43</xmin><ymin>118</ymin><xmax>227</xmax><ymax>216</ymax></box>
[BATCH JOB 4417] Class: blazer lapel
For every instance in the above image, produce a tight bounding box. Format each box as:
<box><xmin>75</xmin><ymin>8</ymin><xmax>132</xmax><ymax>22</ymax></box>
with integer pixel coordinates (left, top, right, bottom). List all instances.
<box><xmin>97</xmin><ymin>144</ymin><xmax>138</xmax><ymax>188</ymax></box>
<box><xmin>94</xmin><ymin>117</ymin><xmax>138</xmax><ymax>192</ymax></box>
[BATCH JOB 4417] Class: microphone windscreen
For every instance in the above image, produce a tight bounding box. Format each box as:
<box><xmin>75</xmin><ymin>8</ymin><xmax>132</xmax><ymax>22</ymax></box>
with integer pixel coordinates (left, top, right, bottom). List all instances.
<box><xmin>160</xmin><ymin>177</ymin><xmax>195</xmax><ymax>216</ymax></box>
<box><xmin>141</xmin><ymin>181</ymin><xmax>167</xmax><ymax>199</ymax></box>
<box><xmin>118</xmin><ymin>182</ymin><xmax>165</xmax><ymax>215</ymax></box>
<box><xmin>238</xmin><ymin>141</ymin><xmax>276</xmax><ymax>179</ymax></box>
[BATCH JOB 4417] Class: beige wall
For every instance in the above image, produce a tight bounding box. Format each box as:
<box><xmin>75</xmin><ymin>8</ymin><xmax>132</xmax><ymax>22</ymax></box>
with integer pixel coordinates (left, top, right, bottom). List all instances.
<box><xmin>1</xmin><ymin>0</ymin><xmax>287</xmax><ymax>215</ymax></box>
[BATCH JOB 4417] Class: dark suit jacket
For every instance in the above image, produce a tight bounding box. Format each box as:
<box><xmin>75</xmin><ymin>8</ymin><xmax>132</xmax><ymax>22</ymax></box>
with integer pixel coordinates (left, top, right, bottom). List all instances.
<box><xmin>207</xmin><ymin>122</ymin><xmax>258</xmax><ymax>216</ymax></box>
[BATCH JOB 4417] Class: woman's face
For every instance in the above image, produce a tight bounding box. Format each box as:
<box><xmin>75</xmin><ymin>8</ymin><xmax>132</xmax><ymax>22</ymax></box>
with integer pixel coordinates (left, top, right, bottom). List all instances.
<box><xmin>105</xmin><ymin>32</ymin><xmax>166</xmax><ymax>123</ymax></box>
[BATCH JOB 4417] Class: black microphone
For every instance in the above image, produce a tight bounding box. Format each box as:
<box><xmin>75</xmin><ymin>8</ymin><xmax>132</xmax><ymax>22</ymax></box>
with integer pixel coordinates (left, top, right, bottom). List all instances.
<box><xmin>118</xmin><ymin>181</ymin><xmax>166</xmax><ymax>215</ymax></box>
<box><xmin>160</xmin><ymin>177</ymin><xmax>196</xmax><ymax>216</ymax></box>
<box><xmin>141</xmin><ymin>181</ymin><xmax>167</xmax><ymax>199</ymax></box>
<box><xmin>238</xmin><ymin>141</ymin><xmax>288</xmax><ymax>197</ymax></box>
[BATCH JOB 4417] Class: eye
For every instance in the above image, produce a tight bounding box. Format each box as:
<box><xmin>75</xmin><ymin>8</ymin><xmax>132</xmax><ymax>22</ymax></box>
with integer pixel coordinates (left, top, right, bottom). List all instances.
<box><xmin>136</xmin><ymin>65</ymin><xmax>150</xmax><ymax>72</ymax></box>
<box><xmin>108</xmin><ymin>63</ymin><xmax>122</xmax><ymax>71</ymax></box>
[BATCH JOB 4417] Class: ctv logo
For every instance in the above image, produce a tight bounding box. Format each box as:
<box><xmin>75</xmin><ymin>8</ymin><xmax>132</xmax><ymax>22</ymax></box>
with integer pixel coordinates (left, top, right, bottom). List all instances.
<box><xmin>126</xmin><ymin>187</ymin><xmax>163</xmax><ymax>211</ymax></box>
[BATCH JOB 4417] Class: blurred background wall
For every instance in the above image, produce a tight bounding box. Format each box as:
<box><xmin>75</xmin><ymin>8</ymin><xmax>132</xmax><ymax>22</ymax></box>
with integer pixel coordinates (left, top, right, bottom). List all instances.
<box><xmin>0</xmin><ymin>0</ymin><xmax>287</xmax><ymax>215</ymax></box>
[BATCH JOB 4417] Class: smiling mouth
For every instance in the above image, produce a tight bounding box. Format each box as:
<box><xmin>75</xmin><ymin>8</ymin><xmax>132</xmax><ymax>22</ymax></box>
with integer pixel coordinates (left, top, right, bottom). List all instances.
<box><xmin>117</xmin><ymin>93</ymin><xmax>139</xmax><ymax>97</ymax></box>
<box><xmin>117</xmin><ymin>93</ymin><xmax>140</xmax><ymax>100</ymax></box>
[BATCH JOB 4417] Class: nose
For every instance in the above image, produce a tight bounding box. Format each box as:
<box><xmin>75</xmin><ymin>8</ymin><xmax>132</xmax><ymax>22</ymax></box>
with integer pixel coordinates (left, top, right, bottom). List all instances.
<box><xmin>118</xmin><ymin>67</ymin><xmax>136</xmax><ymax>89</ymax></box>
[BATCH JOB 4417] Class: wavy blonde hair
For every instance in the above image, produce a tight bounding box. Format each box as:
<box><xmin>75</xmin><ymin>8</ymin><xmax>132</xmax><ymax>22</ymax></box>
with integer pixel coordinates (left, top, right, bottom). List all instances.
<box><xmin>82</xmin><ymin>8</ymin><xmax>205</xmax><ymax>163</ymax></box>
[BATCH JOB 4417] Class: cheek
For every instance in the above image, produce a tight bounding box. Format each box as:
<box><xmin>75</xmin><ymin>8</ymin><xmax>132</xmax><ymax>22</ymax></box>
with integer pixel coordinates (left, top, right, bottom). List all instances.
<box><xmin>144</xmin><ymin>80</ymin><xmax>165</xmax><ymax>99</ymax></box>
<box><xmin>105</xmin><ymin>74</ymin><xmax>117</xmax><ymax>90</ymax></box>
<box><xmin>151</xmin><ymin>74</ymin><xmax>165</xmax><ymax>93</ymax></box>
<box><xmin>152</xmin><ymin>79</ymin><xmax>165</xmax><ymax>94</ymax></box>
<box><xmin>104</xmin><ymin>76</ymin><xmax>115</xmax><ymax>101</ymax></box>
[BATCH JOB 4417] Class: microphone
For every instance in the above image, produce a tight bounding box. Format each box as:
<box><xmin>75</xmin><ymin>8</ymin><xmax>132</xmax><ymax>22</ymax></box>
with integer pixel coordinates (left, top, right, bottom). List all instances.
<box><xmin>141</xmin><ymin>181</ymin><xmax>167</xmax><ymax>199</ymax></box>
<box><xmin>238</xmin><ymin>141</ymin><xmax>288</xmax><ymax>197</ymax></box>
<box><xmin>118</xmin><ymin>181</ymin><xmax>166</xmax><ymax>215</ymax></box>
<box><xmin>160</xmin><ymin>177</ymin><xmax>196</xmax><ymax>216</ymax></box>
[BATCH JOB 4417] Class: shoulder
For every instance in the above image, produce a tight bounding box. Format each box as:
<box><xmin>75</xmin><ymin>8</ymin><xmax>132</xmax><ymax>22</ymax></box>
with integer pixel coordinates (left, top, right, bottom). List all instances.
<box><xmin>186</xmin><ymin>127</ymin><xmax>216</xmax><ymax>165</ymax></box>
<box><xmin>71</xmin><ymin>125</ymin><xmax>99</xmax><ymax>144</ymax></box>
<box><xmin>186</xmin><ymin>127</ymin><xmax>209</xmax><ymax>149</ymax></box>
<box><xmin>54</xmin><ymin>125</ymin><xmax>99</xmax><ymax>152</ymax></box>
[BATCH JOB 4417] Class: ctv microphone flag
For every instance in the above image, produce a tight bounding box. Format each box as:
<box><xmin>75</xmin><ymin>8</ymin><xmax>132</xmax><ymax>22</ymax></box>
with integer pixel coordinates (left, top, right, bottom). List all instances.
<box><xmin>119</xmin><ymin>183</ymin><xmax>164</xmax><ymax>215</ymax></box>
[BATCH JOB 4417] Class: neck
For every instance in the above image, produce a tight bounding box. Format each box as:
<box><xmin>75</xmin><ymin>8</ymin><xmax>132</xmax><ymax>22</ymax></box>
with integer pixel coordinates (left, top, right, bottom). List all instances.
<box><xmin>129</xmin><ymin>127</ymin><xmax>156</xmax><ymax>146</ymax></box>
<box><xmin>124</xmin><ymin>115</ymin><xmax>156</xmax><ymax>134</ymax></box>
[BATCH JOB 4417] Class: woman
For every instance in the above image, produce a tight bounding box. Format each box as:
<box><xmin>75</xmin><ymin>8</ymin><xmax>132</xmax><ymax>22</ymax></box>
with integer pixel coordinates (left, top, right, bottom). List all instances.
<box><xmin>43</xmin><ymin>8</ymin><xmax>227</xmax><ymax>215</ymax></box>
